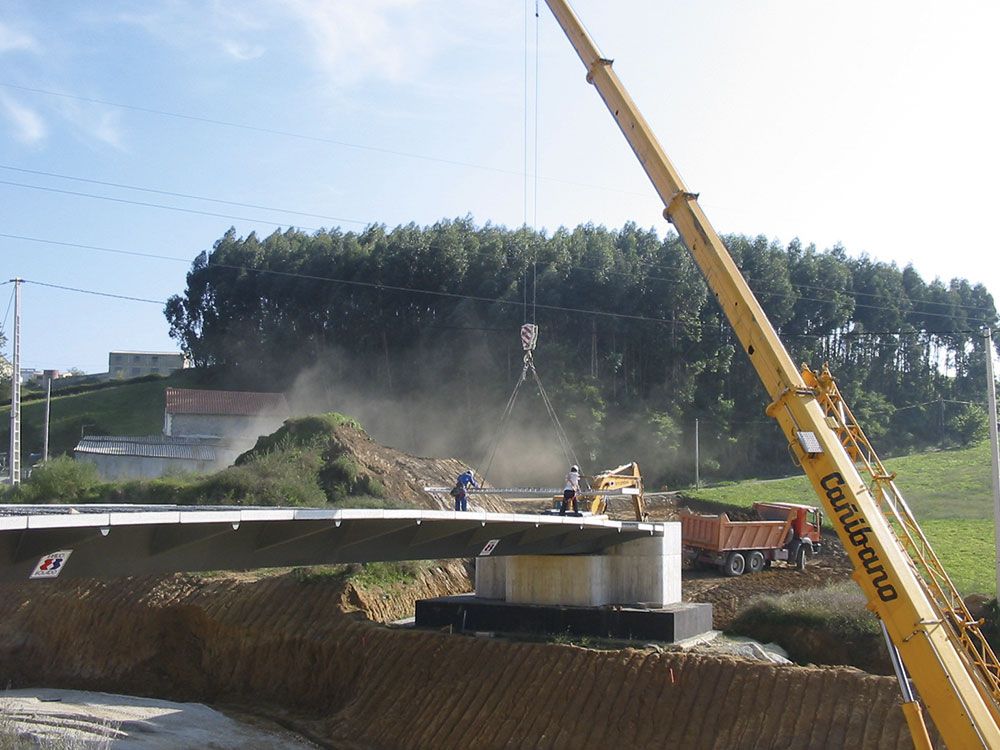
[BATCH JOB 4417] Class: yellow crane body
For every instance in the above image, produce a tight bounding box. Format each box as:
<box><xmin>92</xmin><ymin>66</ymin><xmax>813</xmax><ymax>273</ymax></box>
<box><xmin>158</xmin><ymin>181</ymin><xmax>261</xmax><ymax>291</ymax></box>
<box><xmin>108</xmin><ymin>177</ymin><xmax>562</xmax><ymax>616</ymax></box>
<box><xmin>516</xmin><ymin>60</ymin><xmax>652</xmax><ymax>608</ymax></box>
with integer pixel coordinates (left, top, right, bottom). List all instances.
<box><xmin>542</xmin><ymin>1</ymin><xmax>1000</xmax><ymax>747</ymax></box>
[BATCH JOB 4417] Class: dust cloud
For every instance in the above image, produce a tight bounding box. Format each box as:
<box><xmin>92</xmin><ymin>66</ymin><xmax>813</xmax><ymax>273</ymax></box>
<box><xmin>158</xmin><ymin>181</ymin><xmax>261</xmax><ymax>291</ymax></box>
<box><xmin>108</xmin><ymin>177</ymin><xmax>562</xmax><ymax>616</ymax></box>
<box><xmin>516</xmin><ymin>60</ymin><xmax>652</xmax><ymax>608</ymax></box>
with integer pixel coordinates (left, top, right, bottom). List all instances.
<box><xmin>286</xmin><ymin>347</ymin><xmax>574</xmax><ymax>488</ymax></box>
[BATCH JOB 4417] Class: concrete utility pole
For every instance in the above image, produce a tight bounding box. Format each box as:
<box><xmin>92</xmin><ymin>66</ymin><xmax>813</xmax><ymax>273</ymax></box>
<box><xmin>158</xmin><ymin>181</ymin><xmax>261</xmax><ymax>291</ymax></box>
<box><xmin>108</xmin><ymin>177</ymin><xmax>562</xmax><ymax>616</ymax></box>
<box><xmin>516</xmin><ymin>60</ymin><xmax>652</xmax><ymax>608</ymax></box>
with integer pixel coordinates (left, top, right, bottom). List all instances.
<box><xmin>42</xmin><ymin>374</ymin><xmax>51</xmax><ymax>463</ymax></box>
<box><xmin>8</xmin><ymin>278</ymin><xmax>21</xmax><ymax>485</ymax></box>
<box><xmin>983</xmin><ymin>328</ymin><xmax>1000</xmax><ymax>599</ymax></box>
<box><xmin>694</xmin><ymin>418</ymin><xmax>700</xmax><ymax>488</ymax></box>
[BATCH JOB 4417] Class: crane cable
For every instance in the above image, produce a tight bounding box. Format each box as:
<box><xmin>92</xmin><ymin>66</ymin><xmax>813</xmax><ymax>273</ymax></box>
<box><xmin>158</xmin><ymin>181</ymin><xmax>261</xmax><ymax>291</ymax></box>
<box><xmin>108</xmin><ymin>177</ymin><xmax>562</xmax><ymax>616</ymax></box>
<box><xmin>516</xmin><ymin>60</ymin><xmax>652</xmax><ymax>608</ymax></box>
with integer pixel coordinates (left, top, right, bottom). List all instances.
<box><xmin>532</xmin><ymin>0</ymin><xmax>540</xmax><ymax>326</ymax></box>
<box><xmin>477</xmin><ymin>346</ymin><xmax>580</xmax><ymax>487</ymax></box>
<box><xmin>478</xmin><ymin>5</ymin><xmax>577</xmax><ymax>486</ymax></box>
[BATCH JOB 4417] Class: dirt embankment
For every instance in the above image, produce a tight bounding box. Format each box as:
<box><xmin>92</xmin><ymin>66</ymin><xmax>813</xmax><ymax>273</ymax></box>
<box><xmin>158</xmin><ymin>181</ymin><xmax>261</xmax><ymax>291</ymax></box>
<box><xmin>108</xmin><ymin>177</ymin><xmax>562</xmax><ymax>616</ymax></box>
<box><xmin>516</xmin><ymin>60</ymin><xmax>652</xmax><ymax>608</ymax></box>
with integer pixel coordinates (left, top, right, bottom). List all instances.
<box><xmin>0</xmin><ymin>569</ymin><xmax>923</xmax><ymax>750</ymax></box>
<box><xmin>343</xmin><ymin>560</ymin><xmax>473</xmax><ymax>624</ymax></box>
<box><xmin>331</xmin><ymin>424</ymin><xmax>510</xmax><ymax>513</ymax></box>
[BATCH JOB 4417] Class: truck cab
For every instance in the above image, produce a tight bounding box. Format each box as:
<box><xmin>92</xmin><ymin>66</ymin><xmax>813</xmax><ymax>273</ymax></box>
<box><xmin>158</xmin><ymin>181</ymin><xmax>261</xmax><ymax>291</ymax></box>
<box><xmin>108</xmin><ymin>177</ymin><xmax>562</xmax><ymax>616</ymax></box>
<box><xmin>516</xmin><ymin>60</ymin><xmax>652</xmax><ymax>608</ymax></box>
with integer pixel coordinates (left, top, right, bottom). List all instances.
<box><xmin>753</xmin><ymin>502</ymin><xmax>822</xmax><ymax>545</ymax></box>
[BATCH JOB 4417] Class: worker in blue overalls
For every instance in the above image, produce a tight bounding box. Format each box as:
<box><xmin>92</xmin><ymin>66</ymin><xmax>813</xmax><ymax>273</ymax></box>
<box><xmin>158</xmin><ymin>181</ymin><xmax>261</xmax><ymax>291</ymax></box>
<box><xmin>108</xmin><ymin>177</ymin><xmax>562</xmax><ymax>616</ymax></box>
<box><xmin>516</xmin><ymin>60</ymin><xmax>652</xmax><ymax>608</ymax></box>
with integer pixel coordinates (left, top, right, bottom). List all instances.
<box><xmin>453</xmin><ymin>468</ymin><xmax>479</xmax><ymax>512</ymax></box>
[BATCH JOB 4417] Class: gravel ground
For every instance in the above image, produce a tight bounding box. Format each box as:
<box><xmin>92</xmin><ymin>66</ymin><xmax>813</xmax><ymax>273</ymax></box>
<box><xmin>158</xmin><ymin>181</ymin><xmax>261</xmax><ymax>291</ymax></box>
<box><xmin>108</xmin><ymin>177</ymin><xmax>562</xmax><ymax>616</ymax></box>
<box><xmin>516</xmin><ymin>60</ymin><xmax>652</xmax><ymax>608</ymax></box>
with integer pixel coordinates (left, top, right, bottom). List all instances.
<box><xmin>0</xmin><ymin>689</ymin><xmax>319</xmax><ymax>749</ymax></box>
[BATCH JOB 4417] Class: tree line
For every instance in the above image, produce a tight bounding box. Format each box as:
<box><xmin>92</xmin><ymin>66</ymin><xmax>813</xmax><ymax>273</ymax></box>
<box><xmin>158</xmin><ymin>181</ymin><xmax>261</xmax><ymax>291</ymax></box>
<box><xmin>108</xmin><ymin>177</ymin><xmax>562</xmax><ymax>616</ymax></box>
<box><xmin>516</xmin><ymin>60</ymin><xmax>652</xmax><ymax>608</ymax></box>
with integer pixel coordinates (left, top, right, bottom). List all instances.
<box><xmin>165</xmin><ymin>219</ymin><xmax>998</xmax><ymax>486</ymax></box>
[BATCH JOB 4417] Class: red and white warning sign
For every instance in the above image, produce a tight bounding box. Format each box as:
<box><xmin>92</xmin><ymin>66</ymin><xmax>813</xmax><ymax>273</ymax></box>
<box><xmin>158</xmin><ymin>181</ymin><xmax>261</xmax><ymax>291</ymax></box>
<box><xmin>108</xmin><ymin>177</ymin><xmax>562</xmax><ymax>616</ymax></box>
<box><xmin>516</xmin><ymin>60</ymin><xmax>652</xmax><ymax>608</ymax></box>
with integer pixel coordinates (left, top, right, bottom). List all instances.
<box><xmin>479</xmin><ymin>539</ymin><xmax>501</xmax><ymax>556</ymax></box>
<box><xmin>30</xmin><ymin>550</ymin><xmax>72</xmax><ymax>579</ymax></box>
<box><xmin>520</xmin><ymin>323</ymin><xmax>538</xmax><ymax>352</ymax></box>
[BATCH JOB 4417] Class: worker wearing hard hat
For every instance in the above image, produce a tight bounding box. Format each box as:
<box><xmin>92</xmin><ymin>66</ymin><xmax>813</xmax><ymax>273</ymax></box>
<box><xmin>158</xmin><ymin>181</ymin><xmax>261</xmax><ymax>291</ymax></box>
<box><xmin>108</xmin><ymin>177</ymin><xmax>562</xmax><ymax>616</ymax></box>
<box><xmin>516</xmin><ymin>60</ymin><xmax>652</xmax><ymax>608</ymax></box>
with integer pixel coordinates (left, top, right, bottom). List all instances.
<box><xmin>560</xmin><ymin>465</ymin><xmax>581</xmax><ymax>515</ymax></box>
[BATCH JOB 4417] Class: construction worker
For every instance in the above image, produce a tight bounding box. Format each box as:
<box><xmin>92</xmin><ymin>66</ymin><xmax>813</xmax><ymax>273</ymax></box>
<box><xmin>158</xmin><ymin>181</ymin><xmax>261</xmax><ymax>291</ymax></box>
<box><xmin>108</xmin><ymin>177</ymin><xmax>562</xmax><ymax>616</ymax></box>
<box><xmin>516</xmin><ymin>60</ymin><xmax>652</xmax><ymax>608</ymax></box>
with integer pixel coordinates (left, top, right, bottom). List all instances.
<box><xmin>453</xmin><ymin>468</ymin><xmax>478</xmax><ymax>512</ymax></box>
<box><xmin>560</xmin><ymin>465</ymin><xmax>581</xmax><ymax>515</ymax></box>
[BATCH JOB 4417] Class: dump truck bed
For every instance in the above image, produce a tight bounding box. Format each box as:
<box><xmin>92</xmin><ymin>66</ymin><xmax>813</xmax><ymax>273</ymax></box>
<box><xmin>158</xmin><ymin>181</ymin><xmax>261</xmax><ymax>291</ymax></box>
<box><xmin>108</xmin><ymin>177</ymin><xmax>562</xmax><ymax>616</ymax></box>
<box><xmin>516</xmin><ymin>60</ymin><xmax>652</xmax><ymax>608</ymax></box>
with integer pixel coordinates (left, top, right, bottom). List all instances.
<box><xmin>680</xmin><ymin>511</ymin><xmax>791</xmax><ymax>552</ymax></box>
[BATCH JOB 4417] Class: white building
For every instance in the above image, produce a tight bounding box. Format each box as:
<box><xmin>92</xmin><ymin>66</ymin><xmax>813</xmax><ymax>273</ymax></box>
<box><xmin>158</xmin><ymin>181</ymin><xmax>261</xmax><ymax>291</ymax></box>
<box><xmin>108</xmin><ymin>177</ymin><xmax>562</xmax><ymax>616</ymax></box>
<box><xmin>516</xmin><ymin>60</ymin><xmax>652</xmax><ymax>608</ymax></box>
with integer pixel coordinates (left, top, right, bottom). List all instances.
<box><xmin>74</xmin><ymin>387</ymin><xmax>290</xmax><ymax>480</ymax></box>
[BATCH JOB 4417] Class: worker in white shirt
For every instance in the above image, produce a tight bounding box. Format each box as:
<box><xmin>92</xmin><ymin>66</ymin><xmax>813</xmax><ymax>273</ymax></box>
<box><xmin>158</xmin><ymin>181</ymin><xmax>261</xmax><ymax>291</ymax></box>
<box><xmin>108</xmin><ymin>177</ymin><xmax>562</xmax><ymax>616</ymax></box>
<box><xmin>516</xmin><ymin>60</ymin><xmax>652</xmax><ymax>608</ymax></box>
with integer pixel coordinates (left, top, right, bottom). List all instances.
<box><xmin>560</xmin><ymin>464</ymin><xmax>581</xmax><ymax>515</ymax></box>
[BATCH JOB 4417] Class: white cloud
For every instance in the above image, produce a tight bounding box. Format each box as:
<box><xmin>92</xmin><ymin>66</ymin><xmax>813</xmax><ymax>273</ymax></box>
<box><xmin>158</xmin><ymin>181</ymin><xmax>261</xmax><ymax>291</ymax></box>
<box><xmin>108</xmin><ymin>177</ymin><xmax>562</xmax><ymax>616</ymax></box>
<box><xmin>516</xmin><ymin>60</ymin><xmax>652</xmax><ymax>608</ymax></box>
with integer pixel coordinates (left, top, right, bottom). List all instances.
<box><xmin>0</xmin><ymin>93</ymin><xmax>46</xmax><ymax>145</ymax></box>
<box><xmin>0</xmin><ymin>21</ymin><xmax>39</xmax><ymax>54</ymax></box>
<box><xmin>113</xmin><ymin>2</ymin><xmax>267</xmax><ymax>64</ymax></box>
<box><xmin>222</xmin><ymin>39</ymin><xmax>265</xmax><ymax>61</ymax></box>
<box><xmin>91</xmin><ymin>110</ymin><xmax>126</xmax><ymax>149</ymax></box>
<box><xmin>280</xmin><ymin>0</ymin><xmax>434</xmax><ymax>86</ymax></box>
<box><xmin>52</xmin><ymin>100</ymin><xmax>126</xmax><ymax>151</ymax></box>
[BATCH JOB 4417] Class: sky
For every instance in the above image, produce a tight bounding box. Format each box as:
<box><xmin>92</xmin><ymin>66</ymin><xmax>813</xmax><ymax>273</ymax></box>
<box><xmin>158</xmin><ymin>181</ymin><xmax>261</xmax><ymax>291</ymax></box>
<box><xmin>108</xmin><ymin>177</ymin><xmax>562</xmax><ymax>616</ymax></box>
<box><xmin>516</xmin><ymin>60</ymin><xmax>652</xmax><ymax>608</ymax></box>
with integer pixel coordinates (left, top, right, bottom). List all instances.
<box><xmin>0</xmin><ymin>0</ymin><xmax>998</xmax><ymax>374</ymax></box>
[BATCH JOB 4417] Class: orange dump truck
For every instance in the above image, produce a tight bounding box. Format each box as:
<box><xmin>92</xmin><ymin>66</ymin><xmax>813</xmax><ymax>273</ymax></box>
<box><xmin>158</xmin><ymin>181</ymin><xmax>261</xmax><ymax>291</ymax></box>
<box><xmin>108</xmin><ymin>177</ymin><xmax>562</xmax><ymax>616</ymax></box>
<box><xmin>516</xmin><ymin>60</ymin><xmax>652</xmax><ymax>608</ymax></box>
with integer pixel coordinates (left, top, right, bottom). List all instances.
<box><xmin>680</xmin><ymin>502</ymin><xmax>822</xmax><ymax>576</ymax></box>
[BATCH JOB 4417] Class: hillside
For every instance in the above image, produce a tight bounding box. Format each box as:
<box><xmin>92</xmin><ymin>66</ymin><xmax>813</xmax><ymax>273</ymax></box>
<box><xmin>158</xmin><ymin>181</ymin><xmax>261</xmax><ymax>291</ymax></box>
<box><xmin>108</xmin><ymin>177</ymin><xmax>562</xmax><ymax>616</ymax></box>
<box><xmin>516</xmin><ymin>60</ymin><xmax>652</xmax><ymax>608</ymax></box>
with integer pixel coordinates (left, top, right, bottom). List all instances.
<box><xmin>0</xmin><ymin>370</ymin><xmax>206</xmax><ymax>464</ymax></box>
<box><xmin>685</xmin><ymin>440</ymin><xmax>994</xmax><ymax>520</ymax></box>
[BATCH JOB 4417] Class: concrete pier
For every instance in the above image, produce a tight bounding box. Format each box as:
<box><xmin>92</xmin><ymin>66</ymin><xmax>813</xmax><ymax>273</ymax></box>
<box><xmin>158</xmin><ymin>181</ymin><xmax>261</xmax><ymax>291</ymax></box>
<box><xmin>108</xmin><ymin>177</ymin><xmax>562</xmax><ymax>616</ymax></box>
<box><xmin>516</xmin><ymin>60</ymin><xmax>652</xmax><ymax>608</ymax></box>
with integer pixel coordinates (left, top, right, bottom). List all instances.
<box><xmin>474</xmin><ymin>522</ymin><xmax>682</xmax><ymax>608</ymax></box>
<box><xmin>419</xmin><ymin>523</ymin><xmax>710</xmax><ymax>642</ymax></box>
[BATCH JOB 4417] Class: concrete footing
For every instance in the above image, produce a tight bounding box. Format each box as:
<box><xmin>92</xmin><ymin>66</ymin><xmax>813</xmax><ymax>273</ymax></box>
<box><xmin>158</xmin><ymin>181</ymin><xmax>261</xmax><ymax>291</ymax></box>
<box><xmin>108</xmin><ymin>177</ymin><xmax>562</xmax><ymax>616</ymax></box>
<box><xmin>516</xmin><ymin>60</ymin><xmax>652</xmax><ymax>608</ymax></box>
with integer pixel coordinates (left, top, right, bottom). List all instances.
<box><xmin>417</xmin><ymin>521</ymin><xmax>711</xmax><ymax>643</ymax></box>
<box><xmin>415</xmin><ymin>595</ymin><xmax>712</xmax><ymax>643</ymax></box>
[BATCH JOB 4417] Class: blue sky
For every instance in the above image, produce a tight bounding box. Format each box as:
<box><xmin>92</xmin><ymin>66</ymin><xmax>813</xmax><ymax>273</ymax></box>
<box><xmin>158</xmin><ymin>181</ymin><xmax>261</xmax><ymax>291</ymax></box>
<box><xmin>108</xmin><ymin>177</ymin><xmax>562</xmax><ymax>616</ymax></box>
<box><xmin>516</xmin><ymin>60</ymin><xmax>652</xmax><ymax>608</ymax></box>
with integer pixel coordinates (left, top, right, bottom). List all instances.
<box><xmin>1</xmin><ymin>0</ymin><xmax>998</xmax><ymax>374</ymax></box>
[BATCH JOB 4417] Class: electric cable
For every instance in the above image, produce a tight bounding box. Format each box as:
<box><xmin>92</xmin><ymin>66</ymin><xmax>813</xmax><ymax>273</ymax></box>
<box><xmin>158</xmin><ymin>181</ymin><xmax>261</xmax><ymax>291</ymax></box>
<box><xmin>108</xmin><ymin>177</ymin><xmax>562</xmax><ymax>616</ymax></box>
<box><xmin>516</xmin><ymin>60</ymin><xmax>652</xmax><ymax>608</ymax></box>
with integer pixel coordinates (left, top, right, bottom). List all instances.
<box><xmin>0</xmin><ymin>164</ymin><xmax>369</xmax><ymax>225</ymax></box>
<box><xmin>1</xmin><ymin>287</ymin><xmax>14</xmax><ymax>332</ymax></box>
<box><xmin>565</xmin><ymin>262</ymin><xmax>998</xmax><ymax>318</ymax></box>
<box><xmin>4</xmin><ymin>232</ymin><xmax>993</xmax><ymax>331</ymax></box>
<box><xmin>0</xmin><ymin>179</ymin><xmax>325</xmax><ymax>232</ymax></box>
<box><xmin>21</xmin><ymin>280</ymin><xmax>164</xmax><ymax>305</ymax></box>
<box><xmin>0</xmin><ymin>233</ymin><xmax>673</xmax><ymax>324</ymax></box>
<box><xmin>0</xmin><ymin>81</ymin><xmax>649</xmax><ymax>199</ymax></box>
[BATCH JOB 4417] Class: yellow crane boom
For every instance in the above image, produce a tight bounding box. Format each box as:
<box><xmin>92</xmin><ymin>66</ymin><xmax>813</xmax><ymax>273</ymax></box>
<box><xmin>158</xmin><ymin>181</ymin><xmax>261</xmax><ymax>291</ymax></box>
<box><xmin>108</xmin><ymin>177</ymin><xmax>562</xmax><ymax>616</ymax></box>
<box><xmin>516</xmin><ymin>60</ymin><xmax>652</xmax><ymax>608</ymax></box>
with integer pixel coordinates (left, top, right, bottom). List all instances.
<box><xmin>542</xmin><ymin>1</ymin><xmax>1000</xmax><ymax>747</ymax></box>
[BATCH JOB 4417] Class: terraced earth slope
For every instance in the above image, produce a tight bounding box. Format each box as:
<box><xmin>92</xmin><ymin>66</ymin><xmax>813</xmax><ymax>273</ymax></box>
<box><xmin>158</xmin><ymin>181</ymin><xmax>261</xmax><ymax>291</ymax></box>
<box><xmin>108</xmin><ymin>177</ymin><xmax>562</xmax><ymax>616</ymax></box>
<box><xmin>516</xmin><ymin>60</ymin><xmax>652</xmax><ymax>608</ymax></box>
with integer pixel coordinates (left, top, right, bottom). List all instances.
<box><xmin>0</xmin><ymin>569</ymin><xmax>927</xmax><ymax>749</ymax></box>
<box><xmin>326</xmin><ymin>420</ymin><xmax>511</xmax><ymax>513</ymax></box>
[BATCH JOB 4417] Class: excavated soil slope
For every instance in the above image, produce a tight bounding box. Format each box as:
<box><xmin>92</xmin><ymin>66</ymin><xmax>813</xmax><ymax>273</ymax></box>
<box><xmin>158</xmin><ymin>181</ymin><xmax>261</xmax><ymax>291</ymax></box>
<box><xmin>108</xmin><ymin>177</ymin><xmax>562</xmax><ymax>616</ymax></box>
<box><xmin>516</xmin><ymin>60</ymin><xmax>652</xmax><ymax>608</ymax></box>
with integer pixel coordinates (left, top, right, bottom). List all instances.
<box><xmin>0</xmin><ymin>572</ymin><xmax>923</xmax><ymax>749</ymax></box>
<box><xmin>331</xmin><ymin>424</ymin><xmax>510</xmax><ymax>513</ymax></box>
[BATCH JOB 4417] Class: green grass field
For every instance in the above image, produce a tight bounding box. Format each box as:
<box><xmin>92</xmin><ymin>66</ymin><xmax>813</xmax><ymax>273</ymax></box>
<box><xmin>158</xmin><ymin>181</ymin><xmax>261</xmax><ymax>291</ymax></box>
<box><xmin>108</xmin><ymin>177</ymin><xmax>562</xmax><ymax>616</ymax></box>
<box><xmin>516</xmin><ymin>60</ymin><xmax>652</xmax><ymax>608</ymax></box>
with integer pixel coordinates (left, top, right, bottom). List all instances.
<box><xmin>0</xmin><ymin>370</ymin><xmax>202</xmax><ymax>462</ymax></box>
<box><xmin>685</xmin><ymin>441</ymin><xmax>998</xmax><ymax>595</ymax></box>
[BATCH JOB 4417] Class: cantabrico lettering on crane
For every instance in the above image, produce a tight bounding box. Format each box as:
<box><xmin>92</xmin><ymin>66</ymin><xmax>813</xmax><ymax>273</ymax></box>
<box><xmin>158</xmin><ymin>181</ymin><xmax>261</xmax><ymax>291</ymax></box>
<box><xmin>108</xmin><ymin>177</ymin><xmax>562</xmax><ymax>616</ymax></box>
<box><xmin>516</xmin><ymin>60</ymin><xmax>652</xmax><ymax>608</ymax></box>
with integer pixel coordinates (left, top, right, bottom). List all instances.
<box><xmin>820</xmin><ymin>472</ymin><xmax>898</xmax><ymax>602</ymax></box>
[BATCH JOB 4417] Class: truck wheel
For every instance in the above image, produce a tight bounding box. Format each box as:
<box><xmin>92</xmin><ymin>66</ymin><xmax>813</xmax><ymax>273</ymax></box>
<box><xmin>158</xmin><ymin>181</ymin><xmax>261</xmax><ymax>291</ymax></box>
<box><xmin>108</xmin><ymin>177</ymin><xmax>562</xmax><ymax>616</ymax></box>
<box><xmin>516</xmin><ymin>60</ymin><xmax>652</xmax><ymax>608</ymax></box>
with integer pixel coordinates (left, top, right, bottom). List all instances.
<box><xmin>747</xmin><ymin>551</ymin><xmax>765</xmax><ymax>574</ymax></box>
<box><xmin>722</xmin><ymin>551</ymin><xmax>746</xmax><ymax>577</ymax></box>
<box><xmin>795</xmin><ymin>546</ymin><xmax>808</xmax><ymax>571</ymax></box>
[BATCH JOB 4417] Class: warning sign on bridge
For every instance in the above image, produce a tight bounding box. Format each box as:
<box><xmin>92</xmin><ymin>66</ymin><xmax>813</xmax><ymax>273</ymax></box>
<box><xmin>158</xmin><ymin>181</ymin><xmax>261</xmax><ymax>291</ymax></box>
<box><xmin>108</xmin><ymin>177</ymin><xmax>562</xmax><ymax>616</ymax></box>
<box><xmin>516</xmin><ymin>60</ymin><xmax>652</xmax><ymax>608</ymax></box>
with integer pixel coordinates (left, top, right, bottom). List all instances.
<box><xmin>479</xmin><ymin>539</ymin><xmax>501</xmax><ymax>556</ymax></box>
<box><xmin>30</xmin><ymin>550</ymin><xmax>73</xmax><ymax>579</ymax></box>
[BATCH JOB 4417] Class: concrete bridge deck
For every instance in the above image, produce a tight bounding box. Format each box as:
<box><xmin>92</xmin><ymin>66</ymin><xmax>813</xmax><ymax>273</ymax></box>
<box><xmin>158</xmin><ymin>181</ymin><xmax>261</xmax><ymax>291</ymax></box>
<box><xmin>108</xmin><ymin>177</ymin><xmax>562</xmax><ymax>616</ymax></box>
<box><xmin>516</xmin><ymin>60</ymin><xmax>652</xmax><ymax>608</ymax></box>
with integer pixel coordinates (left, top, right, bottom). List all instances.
<box><xmin>0</xmin><ymin>505</ymin><xmax>664</xmax><ymax>582</ymax></box>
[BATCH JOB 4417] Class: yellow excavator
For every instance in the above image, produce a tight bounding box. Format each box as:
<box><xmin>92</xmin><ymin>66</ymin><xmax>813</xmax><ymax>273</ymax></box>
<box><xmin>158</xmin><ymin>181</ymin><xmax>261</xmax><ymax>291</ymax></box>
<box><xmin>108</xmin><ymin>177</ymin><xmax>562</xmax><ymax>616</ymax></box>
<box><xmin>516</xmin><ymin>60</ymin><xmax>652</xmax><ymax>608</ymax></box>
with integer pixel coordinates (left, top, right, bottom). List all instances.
<box><xmin>571</xmin><ymin>462</ymin><xmax>647</xmax><ymax>521</ymax></box>
<box><xmin>543</xmin><ymin>1</ymin><xmax>1000</xmax><ymax>747</ymax></box>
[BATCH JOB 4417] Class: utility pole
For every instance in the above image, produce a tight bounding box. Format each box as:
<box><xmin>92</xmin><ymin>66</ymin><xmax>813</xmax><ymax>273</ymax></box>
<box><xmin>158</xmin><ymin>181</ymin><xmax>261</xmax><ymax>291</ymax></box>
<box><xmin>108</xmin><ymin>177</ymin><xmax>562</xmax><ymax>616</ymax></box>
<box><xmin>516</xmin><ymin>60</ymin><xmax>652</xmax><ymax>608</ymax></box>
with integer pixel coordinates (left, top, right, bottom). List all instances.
<box><xmin>42</xmin><ymin>373</ymin><xmax>51</xmax><ymax>462</ymax></box>
<box><xmin>983</xmin><ymin>328</ymin><xmax>1000</xmax><ymax>600</ymax></box>
<box><xmin>7</xmin><ymin>278</ymin><xmax>21</xmax><ymax>485</ymax></box>
<box><xmin>694</xmin><ymin>418</ymin><xmax>700</xmax><ymax>489</ymax></box>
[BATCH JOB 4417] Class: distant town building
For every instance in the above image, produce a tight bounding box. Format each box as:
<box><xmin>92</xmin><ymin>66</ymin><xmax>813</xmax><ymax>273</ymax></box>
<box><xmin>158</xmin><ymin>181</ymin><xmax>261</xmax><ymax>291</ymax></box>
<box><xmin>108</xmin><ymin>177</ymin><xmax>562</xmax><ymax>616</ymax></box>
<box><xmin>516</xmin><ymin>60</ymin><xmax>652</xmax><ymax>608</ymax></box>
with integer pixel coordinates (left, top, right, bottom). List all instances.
<box><xmin>74</xmin><ymin>387</ymin><xmax>290</xmax><ymax>480</ymax></box>
<box><xmin>109</xmin><ymin>351</ymin><xmax>190</xmax><ymax>379</ymax></box>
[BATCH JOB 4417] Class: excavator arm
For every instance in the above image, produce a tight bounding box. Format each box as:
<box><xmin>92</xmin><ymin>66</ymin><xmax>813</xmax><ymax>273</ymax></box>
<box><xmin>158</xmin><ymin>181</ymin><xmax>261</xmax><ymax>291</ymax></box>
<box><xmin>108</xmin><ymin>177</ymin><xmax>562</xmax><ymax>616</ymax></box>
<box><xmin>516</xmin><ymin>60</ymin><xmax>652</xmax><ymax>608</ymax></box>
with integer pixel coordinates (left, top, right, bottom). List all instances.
<box><xmin>542</xmin><ymin>1</ymin><xmax>1000</xmax><ymax>747</ymax></box>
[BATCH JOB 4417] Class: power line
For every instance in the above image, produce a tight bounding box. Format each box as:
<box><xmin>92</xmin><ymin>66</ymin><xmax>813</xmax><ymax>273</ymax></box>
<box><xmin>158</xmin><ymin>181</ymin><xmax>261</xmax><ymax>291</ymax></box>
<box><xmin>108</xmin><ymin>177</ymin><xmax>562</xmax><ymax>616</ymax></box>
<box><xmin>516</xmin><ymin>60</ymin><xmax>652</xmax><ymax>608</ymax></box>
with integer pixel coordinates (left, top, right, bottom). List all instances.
<box><xmin>4</xmin><ymin>165</ymin><xmax>990</xmax><ymax>322</ymax></box>
<box><xmin>7</xmin><ymin>230</ymin><xmax>995</xmax><ymax>335</ymax></box>
<box><xmin>12</xmin><ymin>257</ymin><xmax>678</xmax><ymax>325</ymax></box>
<box><xmin>566</xmin><ymin>261</ymin><xmax>998</xmax><ymax>318</ymax></box>
<box><xmin>0</xmin><ymin>164</ymin><xmax>369</xmax><ymax>226</ymax></box>
<box><xmin>0</xmin><ymin>179</ymin><xmax>324</xmax><ymax>232</ymax></box>
<box><xmin>22</xmin><ymin>279</ymin><xmax>164</xmax><ymax>305</ymax></box>
<box><xmin>1</xmin><ymin>287</ymin><xmax>14</xmax><ymax>332</ymax></box>
<box><xmin>0</xmin><ymin>233</ymin><xmax>191</xmax><ymax>264</ymax></box>
<box><xmin>565</xmin><ymin>261</ymin><xmax>992</xmax><ymax>326</ymax></box>
<box><xmin>0</xmin><ymin>81</ymin><xmax>648</xmax><ymax>199</ymax></box>
<box><xmin>562</xmin><ymin>238</ymin><xmax>996</xmax><ymax>316</ymax></box>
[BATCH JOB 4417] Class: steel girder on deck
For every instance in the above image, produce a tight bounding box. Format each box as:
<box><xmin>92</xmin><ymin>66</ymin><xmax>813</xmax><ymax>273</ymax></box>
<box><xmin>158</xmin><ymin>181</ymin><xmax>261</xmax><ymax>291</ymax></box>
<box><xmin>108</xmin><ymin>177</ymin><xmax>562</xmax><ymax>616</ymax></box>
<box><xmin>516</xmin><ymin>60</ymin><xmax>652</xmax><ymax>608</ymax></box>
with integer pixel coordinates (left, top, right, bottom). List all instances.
<box><xmin>0</xmin><ymin>505</ymin><xmax>663</xmax><ymax>582</ymax></box>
